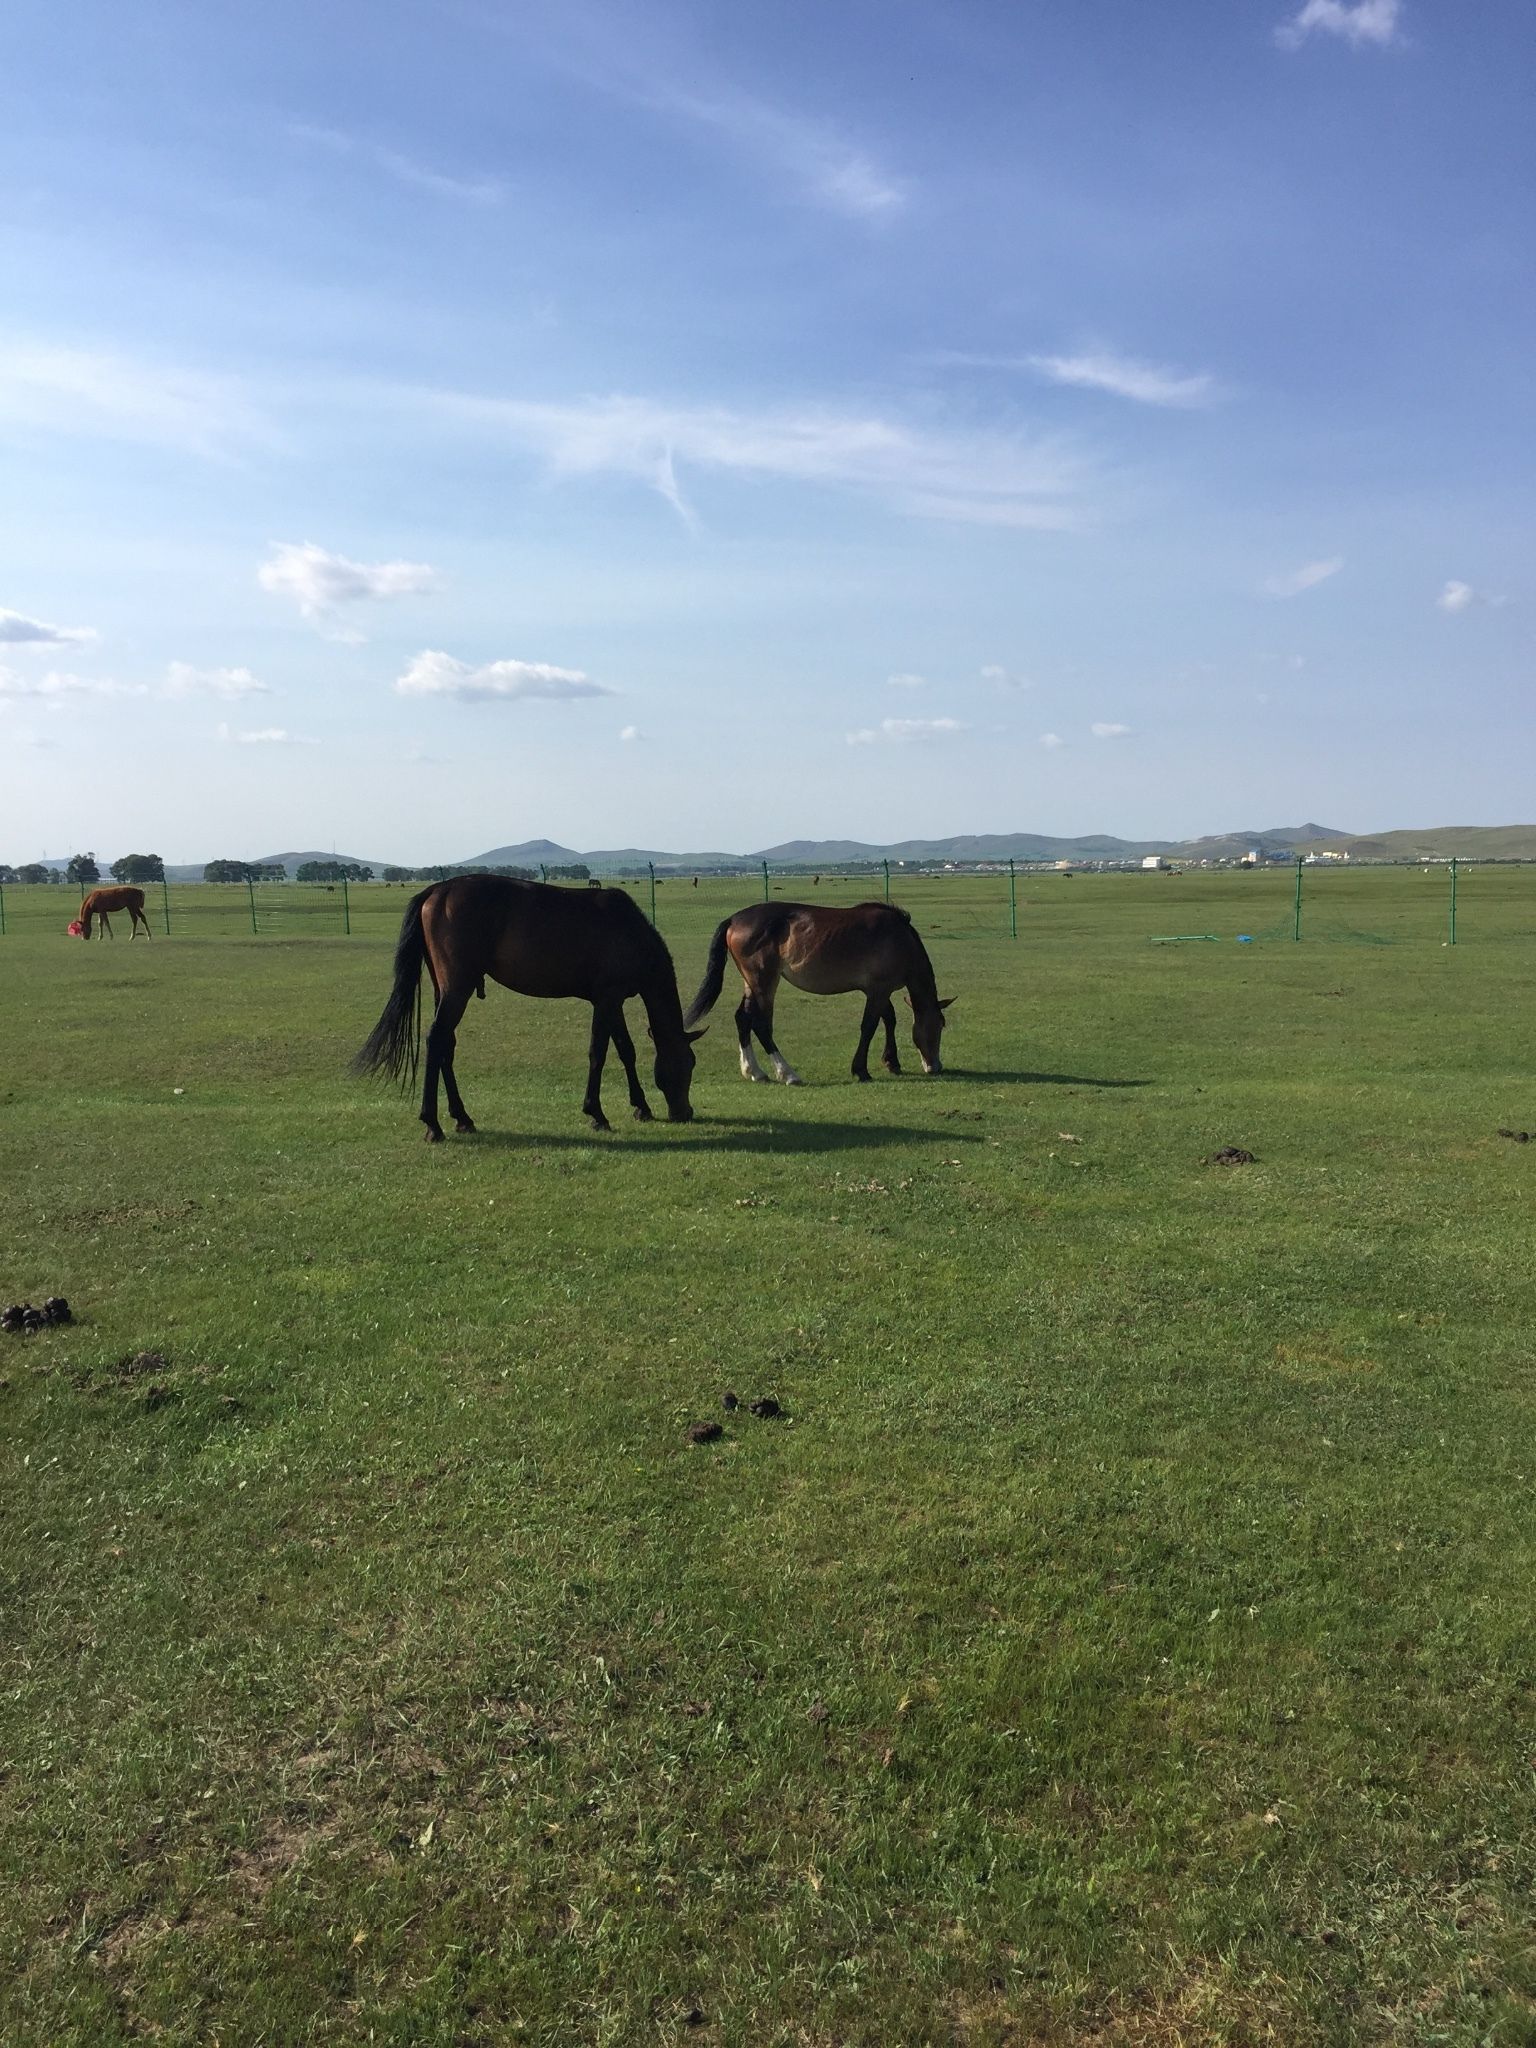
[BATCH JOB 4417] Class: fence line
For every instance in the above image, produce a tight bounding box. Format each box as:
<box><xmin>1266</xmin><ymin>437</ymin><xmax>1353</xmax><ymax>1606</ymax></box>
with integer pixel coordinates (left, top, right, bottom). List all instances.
<box><xmin>2</xmin><ymin>859</ymin><xmax>1533</xmax><ymax>948</ymax></box>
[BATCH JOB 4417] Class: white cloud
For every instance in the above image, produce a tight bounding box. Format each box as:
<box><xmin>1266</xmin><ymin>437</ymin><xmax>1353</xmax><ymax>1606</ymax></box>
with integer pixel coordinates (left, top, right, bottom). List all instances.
<box><xmin>1039</xmin><ymin>732</ymin><xmax>1064</xmax><ymax>749</ymax></box>
<box><xmin>430</xmin><ymin>390</ymin><xmax>1093</xmax><ymax>533</ymax></box>
<box><xmin>982</xmin><ymin>663</ymin><xmax>1029</xmax><ymax>689</ymax></box>
<box><xmin>396</xmin><ymin>650</ymin><xmax>613</xmax><ymax>702</ymax></box>
<box><xmin>291</xmin><ymin>123</ymin><xmax>504</xmax><ymax>205</ymax></box>
<box><xmin>163</xmin><ymin>661</ymin><xmax>270</xmax><ymax>700</ymax></box>
<box><xmin>1091</xmin><ymin>721</ymin><xmax>1131</xmax><ymax>739</ymax></box>
<box><xmin>619</xmin><ymin>723</ymin><xmax>645</xmax><ymax>742</ymax></box>
<box><xmin>258</xmin><ymin>541</ymin><xmax>438</xmax><ymax>627</ymax></box>
<box><xmin>1276</xmin><ymin>0</ymin><xmax>1402</xmax><ymax>49</ymax></box>
<box><xmin>1023</xmin><ymin>350</ymin><xmax>1217</xmax><ymax>409</ymax></box>
<box><xmin>217</xmin><ymin>722</ymin><xmax>317</xmax><ymax>745</ymax></box>
<box><xmin>0</xmin><ymin>665</ymin><xmax>144</xmax><ymax>698</ymax></box>
<box><xmin>1263</xmin><ymin>557</ymin><xmax>1343</xmax><ymax>598</ymax></box>
<box><xmin>0</xmin><ymin>607</ymin><xmax>96</xmax><ymax>646</ymax></box>
<box><xmin>538</xmin><ymin>23</ymin><xmax>905</xmax><ymax>219</ymax></box>
<box><xmin>846</xmin><ymin>716</ymin><xmax>966</xmax><ymax>745</ymax></box>
<box><xmin>887</xmin><ymin>671</ymin><xmax>927</xmax><ymax>689</ymax></box>
<box><xmin>0</xmin><ymin>338</ymin><xmax>265</xmax><ymax>455</ymax></box>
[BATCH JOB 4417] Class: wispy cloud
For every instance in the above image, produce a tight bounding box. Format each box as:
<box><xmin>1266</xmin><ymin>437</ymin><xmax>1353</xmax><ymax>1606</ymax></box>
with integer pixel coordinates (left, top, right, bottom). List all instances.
<box><xmin>1090</xmin><ymin>721</ymin><xmax>1132</xmax><ymax>739</ymax></box>
<box><xmin>982</xmin><ymin>663</ymin><xmax>1030</xmax><ymax>689</ymax></box>
<box><xmin>0</xmin><ymin>338</ymin><xmax>265</xmax><ymax>456</ymax></box>
<box><xmin>1038</xmin><ymin>732</ymin><xmax>1064</xmax><ymax>749</ymax></box>
<box><xmin>1276</xmin><ymin>0</ymin><xmax>1402</xmax><ymax>49</ymax></box>
<box><xmin>846</xmin><ymin>716</ymin><xmax>966</xmax><ymax>745</ymax></box>
<box><xmin>1437</xmin><ymin>579</ymin><xmax>1506</xmax><ymax>614</ymax></box>
<box><xmin>530</xmin><ymin>14</ymin><xmax>905</xmax><ymax>219</ymax></box>
<box><xmin>619</xmin><ymin>723</ymin><xmax>645</xmax><ymax>742</ymax></box>
<box><xmin>217</xmin><ymin>722</ymin><xmax>317</xmax><ymax>745</ymax></box>
<box><xmin>0</xmin><ymin>607</ymin><xmax>96</xmax><ymax>647</ymax></box>
<box><xmin>164</xmin><ymin>661</ymin><xmax>270</xmax><ymax>700</ymax></box>
<box><xmin>290</xmin><ymin>122</ymin><xmax>504</xmax><ymax>204</ymax></box>
<box><xmin>1020</xmin><ymin>350</ymin><xmax>1217</xmax><ymax>409</ymax></box>
<box><xmin>0</xmin><ymin>665</ymin><xmax>144</xmax><ymax>698</ymax></box>
<box><xmin>887</xmin><ymin>671</ymin><xmax>927</xmax><ymax>690</ymax></box>
<box><xmin>396</xmin><ymin>650</ymin><xmax>613</xmax><ymax>702</ymax></box>
<box><xmin>1263</xmin><ymin>556</ymin><xmax>1343</xmax><ymax>598</ymax></box>
<box><xmin>427</xmin><ymin>390</ymin><xmax>1094</xmax><ymax>532</ymax></box>
<box><xmin>258</xmin><ymin>542</ymin><xmax>438</xmax><ymax>632</ymax></box>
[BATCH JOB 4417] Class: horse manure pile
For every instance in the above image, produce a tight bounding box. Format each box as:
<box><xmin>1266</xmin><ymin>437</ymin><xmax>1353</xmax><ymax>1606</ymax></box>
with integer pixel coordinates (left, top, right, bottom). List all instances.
<box><xmin>1497</xmin><ymin>1127</ymin><xmax>1532</xmax><ymax>1144</ymax></box>
<box><xmin>1205</xmin><ymin>1146</ymin><xmax>1256</xmax><ymax>1166</ymax></box>
<box><xmin>688</xmin><ymin>1394</ymin><xmax>789</xmax><ymax>1443</ymax></box>
<box><xmin>2</xmin><ymin>1296</ymin><xmax>73</xmax><ymax>1334</ymax></box>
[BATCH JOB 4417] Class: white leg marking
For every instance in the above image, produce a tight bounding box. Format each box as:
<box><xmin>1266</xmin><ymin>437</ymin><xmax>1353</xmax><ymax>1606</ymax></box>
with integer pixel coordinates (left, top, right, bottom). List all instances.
<box><xmin>740</xmin><ymin>1043</ymin><xmax>770</xmax><ymax>1082</ymax></box>
<box><xmin>771</xmin><ymin>1053</ymin><xmax>805</xmax><ymax>1086</ymax></box>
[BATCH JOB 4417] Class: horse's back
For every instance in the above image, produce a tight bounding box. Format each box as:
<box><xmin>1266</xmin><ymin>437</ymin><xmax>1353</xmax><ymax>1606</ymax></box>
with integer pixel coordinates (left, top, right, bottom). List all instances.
<box><xmin>731</xmin><ymin>899</ymin><xmax>921</xmax><ymax>993</ymax></box>
<box><xmin>423</xmin><ymin>873</ymin><xmax>663</xmax><ymax>997</ymax></box>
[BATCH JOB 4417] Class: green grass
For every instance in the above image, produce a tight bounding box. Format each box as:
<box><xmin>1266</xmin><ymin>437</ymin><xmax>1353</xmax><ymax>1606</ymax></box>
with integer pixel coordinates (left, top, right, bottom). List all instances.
<box><xmin>3</xmin><ymin>875</ymin><xmax>1536</xmax><ymax>2045</ymax></box>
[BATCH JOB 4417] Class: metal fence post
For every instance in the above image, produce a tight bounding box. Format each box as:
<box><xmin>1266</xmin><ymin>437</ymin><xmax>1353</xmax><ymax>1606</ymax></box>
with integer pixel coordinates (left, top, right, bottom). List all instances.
<box><xmin>341</xmin><ymin>871</ymin><xmax>351</xmax><ymax>935</ymax></box>
<box><xmin>0</xmin><ymin>882</ymin><xmax>6</xmax><ymax>935</ymax></box>
<box><xmin>762</xmin><ymin>860</ymin><xmax>770</xmax><ymax>902</ymax></box>
<box><xmin>883</xmin><ymin>858</ymin><xmax>890</xmax><ymax>903</ymax></box>
<box><xmin>1449</xmin><ymin>857</ymin><xmax>1458</xmax><ymax>946</ymax></box>
<box><xmin>540</xmin><ymin>863</ymin><xmax>548</xmax><ymax>884</ymax></box>
<box><xmin>161</xmin><ymin>875</ymin><xmax>171</xmax><ymax>935</ymax></box>
<box><xmin>1009</xmin><ymin>858</ymin><xmax>1017</xmax><ymax>938</ymax></box>
<box><xmin>648</xmin><ymin>860</ymin><xmax>657</xmax><ymax>925</ymax></box>
<box><xmin>1293</xmin><ymin>857</ymin><xmax>1303</xmax><ymax>942</ymax></box>
<box><xmin>247</xmin><ymin>874</ymin><xmax>258</xmax><ymax>935</ymax></box>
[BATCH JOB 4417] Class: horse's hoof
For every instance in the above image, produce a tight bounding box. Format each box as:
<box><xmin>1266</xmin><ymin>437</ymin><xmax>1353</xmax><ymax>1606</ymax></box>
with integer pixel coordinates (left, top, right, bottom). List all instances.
<box><xmin>852</xmin><ymin>1072</ymin><xmax>872</xmax><ymax>1084</ymax></box>
<box><xmin>423</xmin><ymin>1126</ymin><xmax>444</xmax><ymax>1144</ymax></box>
<box><xmin>633</xmin><ymin>1106</ymin><xmax>653</xmax><ymax>1122</ymax></box>
<box><xmin>588</xmin><ymin>1116</ymin><xmax>613</xmax><ymax>1133</ymax></box>
<box><xmin>454</xmin><ymin>1119</ymin><xmax>477</xmax><ymax>1135</ymax></box>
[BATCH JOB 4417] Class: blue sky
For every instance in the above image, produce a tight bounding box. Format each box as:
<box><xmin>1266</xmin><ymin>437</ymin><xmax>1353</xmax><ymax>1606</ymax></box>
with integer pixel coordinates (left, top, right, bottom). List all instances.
<box><xmin>1</xmin><ymin>0</ymin><xmax>1531</xmax><ymax>860</ymax></box>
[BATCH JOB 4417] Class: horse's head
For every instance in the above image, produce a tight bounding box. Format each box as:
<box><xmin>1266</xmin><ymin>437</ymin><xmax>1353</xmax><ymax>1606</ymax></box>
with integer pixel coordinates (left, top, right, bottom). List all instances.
<box><xmin>907</xmin><ymin>993</ymin><xmax>955</xmax><ymax>1074</ymax></box>
<box><xmin>652</xmin><ymin>1025</ymin><xmax>706</xmax><ymax>1121</ymax></box>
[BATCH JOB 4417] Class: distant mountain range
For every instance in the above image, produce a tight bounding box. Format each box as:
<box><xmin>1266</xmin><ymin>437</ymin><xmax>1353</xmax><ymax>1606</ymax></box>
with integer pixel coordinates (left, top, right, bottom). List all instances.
<box><xmin>32</xmin><ymin>823</ymin><xmax>1536</xmax><ymax>881</ymax></box>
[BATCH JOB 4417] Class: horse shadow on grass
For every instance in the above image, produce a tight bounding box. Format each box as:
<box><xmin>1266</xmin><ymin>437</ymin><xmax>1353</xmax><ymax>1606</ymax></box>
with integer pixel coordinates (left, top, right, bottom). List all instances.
<box><xmin>463</xmin><ymin>1116</ymin><xmax>988</xmax><ymax>1157</ymax></box>
<box><xmin>943</xmin><ymin>1069</ymin><xmax>1151</xmax><ymax>1088</ymax></box>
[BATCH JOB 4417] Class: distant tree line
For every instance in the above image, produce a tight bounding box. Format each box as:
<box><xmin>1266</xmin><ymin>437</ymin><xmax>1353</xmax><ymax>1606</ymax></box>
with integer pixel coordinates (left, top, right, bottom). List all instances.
<box><xmin>0</xmin><ymin>852</ymin><xmax>164</xmax><ymax>887</ymax></box>
<box><xmin>377</xmin><ymin>863</ymin><xmax>588</xmax><ymax>883</ymax></box>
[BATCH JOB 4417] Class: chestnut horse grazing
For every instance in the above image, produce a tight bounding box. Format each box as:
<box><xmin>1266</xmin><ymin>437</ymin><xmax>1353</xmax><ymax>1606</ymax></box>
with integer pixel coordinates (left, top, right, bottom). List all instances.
<box><xmin>353</xmin><ymin>874</ymin><xmax>704</xmax><ymax>1141</ymax></box>
<box><xmin>77</xmin><ymin>886</ymin><xmax>152</xmax><ymax>939</ymax></box>
<box><xmin>685</xmin><ymin>901</ymin><xmax>954</xmax><ymax>1084</ymax></box>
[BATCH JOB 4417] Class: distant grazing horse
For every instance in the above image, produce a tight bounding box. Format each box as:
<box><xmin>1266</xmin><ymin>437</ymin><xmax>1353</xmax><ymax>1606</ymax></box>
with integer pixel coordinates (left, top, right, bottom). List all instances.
<box><xmin>685</xmin><ymin>901</ymin><xmax>953</xmax><ymax>1084</ymax></box>
<box><xmin>77</xmin><ymin>886</ymin><xmax>152</xmax><ymax>940</ymax></box>
<box><xmin>353</xmin><ymin>874</ymin><xmax>705</xmax><ymax>1141</ymax></box>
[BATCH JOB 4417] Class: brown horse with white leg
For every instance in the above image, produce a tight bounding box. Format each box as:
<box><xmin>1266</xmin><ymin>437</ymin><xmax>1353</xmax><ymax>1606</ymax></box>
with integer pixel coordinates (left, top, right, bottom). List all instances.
<box><xmin>684</xmin><ymin>901</ymin><xmax>954</xmax><ymax>1085</ymax></box>
<box><xmin>353</xmin><ymin>874</ymin><xmax>704</xmax><ymax>1141</ymax></box>
<box><xmin>77</xmin><ymin>886</ymin><xmax>152</xmax><ymax>939</ymax></box>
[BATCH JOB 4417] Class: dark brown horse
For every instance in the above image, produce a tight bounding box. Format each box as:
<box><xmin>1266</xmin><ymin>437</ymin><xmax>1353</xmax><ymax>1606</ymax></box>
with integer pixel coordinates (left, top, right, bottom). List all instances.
<box><xmin>77</xmin><ymin>886</ymin><xmax>152</xmax><ymax>939</ymax></box>
<box><xmin>353</xmin><ymin>874</ymin><xmax>704</xmax><ymax>1141</ymax></box>
<box><xmin>685</xmin><ymin>901</ymin><xmax>953</xmax><ymax>1084</ymax></box>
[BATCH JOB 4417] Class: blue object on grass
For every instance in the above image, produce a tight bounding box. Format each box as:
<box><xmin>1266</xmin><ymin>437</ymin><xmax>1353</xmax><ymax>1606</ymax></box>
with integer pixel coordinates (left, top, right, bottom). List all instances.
<box><xmin>1236</xmin><ymin>934</ymin><xmax>1253</xmax><ymax>943</ymax></box>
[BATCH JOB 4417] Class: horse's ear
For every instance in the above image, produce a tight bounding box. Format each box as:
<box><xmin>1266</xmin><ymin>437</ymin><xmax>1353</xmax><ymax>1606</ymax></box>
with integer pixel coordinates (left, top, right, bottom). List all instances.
<box><xmin>686</xmin><ymin>1027</ymin><xmax>708</xmax><ymax>1043</ymax></box>
<box><xmin>939</xmin><ymin>997</ymin><xmax>956</xmax><ymax>1011</ymax></box>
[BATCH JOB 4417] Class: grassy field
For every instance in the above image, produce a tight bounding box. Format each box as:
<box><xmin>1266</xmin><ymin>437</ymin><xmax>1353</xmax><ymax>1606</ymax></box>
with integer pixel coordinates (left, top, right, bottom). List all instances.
<box><xmin>3</xmin><ymin>871</ymin><xmax>1536</xmax><ymax>2045</ymax></box>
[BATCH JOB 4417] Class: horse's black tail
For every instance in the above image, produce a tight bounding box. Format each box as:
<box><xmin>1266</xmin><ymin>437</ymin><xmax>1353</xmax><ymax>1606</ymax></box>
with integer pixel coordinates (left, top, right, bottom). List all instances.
<box><xmin>352</xmin><ymin>886</ymin><xmax>433</xmax><ymax>1087</ymax></box>
<box><xmin>683</xmin><ymin>916</ymin><xmax>732</xmax><ymax>1028</ymax></box>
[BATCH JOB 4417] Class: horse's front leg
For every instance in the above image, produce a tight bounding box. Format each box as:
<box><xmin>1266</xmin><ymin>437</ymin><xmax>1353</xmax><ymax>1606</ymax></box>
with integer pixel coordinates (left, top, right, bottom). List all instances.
<box><xmin>583</xmin><ymin>1004</ymin><xmax>614</xmax><ymax>1131</ymax></box>
<box><xmin>851</xmin><ymin>994</ymin><xmax>884</xmax><ymax>1082</ymax></box>
<box><xmin>879</xmin><ymin>998</ymin><xmax>901</xmax><ymax>1074</ymax></box>
<box><xmin>608</xmin><ymin>1007</ymin><xmax>653</xmax><ymax>1121</ymax></box>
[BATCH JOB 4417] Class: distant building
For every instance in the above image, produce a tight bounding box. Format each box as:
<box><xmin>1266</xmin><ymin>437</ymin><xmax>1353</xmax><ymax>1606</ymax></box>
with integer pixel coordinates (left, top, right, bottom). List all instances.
<box><xmin>1141</xmin><ymin>855</ymin><xmax>1165</xmax><ymax>870</ymax></box>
